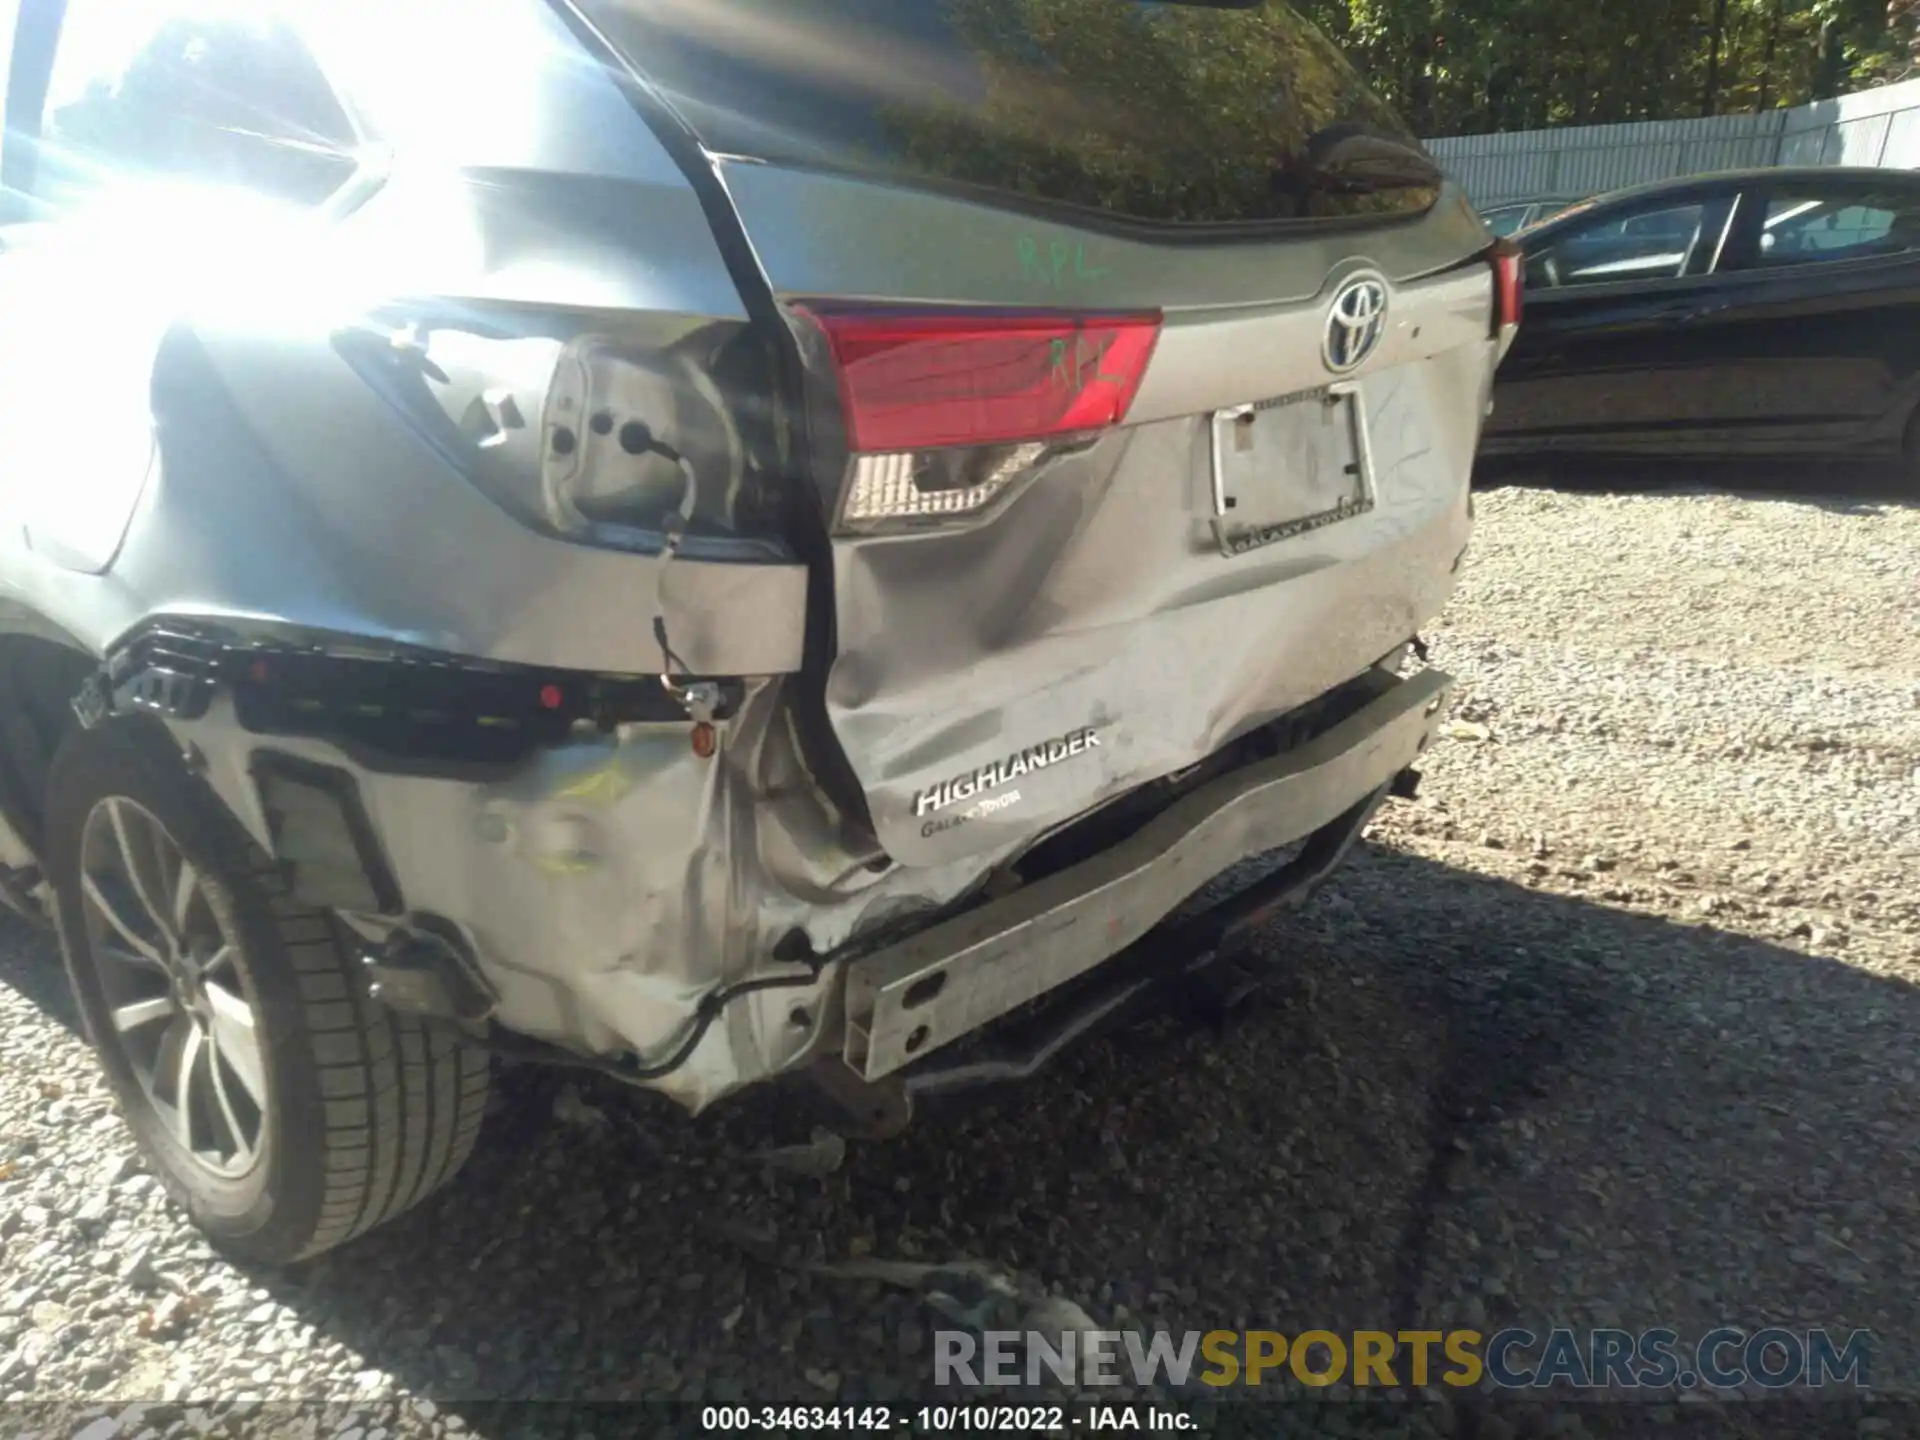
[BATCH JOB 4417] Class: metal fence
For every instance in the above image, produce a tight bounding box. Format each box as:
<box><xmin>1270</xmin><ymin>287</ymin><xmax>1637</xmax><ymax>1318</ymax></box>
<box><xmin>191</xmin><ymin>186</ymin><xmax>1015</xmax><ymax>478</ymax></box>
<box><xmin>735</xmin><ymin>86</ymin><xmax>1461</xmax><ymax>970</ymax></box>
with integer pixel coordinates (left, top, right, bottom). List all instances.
<box><xmin>1425</xmin><ymin>76</ymin><xmax>1920</xmax><ymax>208</ymax></box>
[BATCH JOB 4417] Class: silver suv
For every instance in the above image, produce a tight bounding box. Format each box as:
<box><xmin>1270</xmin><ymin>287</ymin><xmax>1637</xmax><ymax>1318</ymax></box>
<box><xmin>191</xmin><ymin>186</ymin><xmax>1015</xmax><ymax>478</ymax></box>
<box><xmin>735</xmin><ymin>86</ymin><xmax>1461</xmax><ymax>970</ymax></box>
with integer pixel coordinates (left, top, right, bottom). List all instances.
<box><xmin>0</xmin><ymin>0</ymin><xmax>1516</xmax><ymax>1262</ymax></box>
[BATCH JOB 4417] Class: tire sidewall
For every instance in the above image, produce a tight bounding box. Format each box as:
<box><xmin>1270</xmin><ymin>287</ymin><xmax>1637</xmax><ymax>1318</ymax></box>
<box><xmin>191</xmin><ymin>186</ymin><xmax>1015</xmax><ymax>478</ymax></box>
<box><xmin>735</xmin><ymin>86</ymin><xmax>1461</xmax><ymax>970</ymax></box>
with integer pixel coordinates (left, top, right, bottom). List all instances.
<box><xmin>48</xmin><ymin>719</ymin><xmax>333</xmax><ymax>1260</ymax></box>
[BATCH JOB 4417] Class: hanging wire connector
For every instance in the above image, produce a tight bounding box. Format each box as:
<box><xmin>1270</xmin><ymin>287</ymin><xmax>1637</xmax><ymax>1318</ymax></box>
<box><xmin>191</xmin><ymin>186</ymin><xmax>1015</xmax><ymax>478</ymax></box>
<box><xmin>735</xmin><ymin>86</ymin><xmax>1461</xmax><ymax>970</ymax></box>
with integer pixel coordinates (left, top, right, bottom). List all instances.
<box><xmin>649</xmin><ymin>447</ymin><xmax>701</xmax><ymax>682</ymax></box>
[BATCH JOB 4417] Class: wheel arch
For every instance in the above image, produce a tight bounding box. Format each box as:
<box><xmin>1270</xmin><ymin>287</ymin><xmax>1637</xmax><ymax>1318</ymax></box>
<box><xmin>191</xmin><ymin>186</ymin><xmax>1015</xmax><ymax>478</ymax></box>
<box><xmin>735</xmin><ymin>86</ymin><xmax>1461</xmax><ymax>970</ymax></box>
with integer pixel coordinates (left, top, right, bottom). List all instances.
<box><xmin>0</xmin><ymin>616</ymin><xmax>104</xmax><ymax>873</ymax></box>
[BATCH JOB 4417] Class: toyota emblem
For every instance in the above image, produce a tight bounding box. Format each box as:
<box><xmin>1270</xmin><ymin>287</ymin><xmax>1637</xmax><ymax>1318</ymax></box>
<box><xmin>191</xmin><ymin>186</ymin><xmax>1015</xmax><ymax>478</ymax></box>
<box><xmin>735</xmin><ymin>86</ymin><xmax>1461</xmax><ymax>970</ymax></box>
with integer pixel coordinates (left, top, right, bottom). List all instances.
<box><xmin>1323</xmin><ymin>274</ymin><xmax>1389</xmax><ymax>374</ymax></box>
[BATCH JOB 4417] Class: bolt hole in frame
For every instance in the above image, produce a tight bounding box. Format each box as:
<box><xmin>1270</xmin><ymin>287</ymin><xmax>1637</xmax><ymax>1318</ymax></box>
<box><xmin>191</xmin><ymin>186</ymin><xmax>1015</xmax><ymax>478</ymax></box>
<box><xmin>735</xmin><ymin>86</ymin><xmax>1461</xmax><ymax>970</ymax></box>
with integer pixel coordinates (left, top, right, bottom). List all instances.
<box><xmin>1208</xmin><ymin>380</ymin><xmax>1377</xmax><ymax>558</ymax></box>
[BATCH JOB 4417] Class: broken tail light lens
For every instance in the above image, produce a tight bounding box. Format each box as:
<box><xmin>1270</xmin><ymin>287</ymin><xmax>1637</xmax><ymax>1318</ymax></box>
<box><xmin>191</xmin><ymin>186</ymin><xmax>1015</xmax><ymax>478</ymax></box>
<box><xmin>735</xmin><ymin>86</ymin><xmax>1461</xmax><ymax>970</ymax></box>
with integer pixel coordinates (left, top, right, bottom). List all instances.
<box><xmin>799</xmin><ymin>306</ymin><xmax>1162</xmax><ymax>530</ymax></box>
<box><xmin>336</xmin><ymin>312</ymin><xmax>789</xmax><ymax>556</ymax></box>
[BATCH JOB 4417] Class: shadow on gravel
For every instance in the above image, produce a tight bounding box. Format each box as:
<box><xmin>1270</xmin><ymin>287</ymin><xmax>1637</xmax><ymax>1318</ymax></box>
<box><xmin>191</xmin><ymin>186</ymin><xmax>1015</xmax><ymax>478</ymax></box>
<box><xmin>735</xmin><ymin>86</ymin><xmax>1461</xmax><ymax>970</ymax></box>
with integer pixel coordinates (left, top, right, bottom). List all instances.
<box><xmin>150</xmin><ymin>846</ymin><xmax>1904</xmax><ymax>1429</ymax></box>
<box><xmin>1476</xmin><ymin>453</ymin><xmax>1918</xmax><ymax>507</ymax></box>
<box><xmin>3</xmin><ymin>850</ymin><xmax>1913</xmax><ymax>1432</ymax></box>
<box><xmin>0</xmin><ymin>915</ymin><xmax>79</xmax><ymax>1033</ymax></box>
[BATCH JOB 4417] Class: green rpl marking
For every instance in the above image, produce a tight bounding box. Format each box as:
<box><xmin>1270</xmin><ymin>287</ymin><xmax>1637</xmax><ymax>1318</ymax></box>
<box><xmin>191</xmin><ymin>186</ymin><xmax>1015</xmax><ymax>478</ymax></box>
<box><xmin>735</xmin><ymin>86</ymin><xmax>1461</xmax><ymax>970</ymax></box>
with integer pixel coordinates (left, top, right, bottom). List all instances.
<box><xmin>1049</xmin><ymin>333</ymin><xmax>1129</xmax><ymax>394</ymax></box>
<box><xmin>1017</xmin><ymin>235</ymin><xmax>1112</xmax><ymax>287</ymax></box>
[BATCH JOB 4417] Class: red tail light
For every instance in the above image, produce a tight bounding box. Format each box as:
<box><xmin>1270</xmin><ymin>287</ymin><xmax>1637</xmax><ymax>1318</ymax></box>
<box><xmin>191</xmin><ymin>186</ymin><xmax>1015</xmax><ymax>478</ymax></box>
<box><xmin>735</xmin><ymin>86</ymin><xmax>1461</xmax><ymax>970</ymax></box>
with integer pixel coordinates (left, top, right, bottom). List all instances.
<box><xmin>1489</xmin><ymin>238</ymin><xmax>1524</xmax><ymax>333</ymax></box>
<box><xmin>799</xmin><ymin>307</ymin><xmax>1162</xmax><ymax>453</ymax></box>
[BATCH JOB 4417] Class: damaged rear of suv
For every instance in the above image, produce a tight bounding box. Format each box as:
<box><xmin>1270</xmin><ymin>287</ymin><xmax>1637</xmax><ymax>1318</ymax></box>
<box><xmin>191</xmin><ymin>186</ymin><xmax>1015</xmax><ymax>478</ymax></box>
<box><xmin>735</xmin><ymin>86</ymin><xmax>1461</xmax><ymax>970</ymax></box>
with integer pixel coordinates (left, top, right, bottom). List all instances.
<box><xmin>0</xmin><ymin>0</ymin><xmax>1516</xmax><ymax>1261</ymax></box>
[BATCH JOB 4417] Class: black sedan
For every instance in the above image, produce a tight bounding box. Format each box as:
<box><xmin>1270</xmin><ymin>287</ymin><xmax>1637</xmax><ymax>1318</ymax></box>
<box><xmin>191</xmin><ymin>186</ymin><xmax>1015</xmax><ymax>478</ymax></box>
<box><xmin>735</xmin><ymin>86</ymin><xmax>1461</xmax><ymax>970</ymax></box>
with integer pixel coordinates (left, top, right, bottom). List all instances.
<box><xmin>1482</xmin><ymin>166</ymin><xmax>1920</xmax><ymax>477</ymax></box>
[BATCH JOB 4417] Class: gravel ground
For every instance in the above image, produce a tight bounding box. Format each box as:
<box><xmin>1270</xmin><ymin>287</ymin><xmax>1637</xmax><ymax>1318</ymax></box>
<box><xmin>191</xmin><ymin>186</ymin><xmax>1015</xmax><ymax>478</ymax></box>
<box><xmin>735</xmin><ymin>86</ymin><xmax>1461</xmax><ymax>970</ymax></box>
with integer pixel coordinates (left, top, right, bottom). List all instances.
<box><xmin>1</xmin><ymin>476</ymin><xmax>1917</xmax><ymax>1438</ymax></box>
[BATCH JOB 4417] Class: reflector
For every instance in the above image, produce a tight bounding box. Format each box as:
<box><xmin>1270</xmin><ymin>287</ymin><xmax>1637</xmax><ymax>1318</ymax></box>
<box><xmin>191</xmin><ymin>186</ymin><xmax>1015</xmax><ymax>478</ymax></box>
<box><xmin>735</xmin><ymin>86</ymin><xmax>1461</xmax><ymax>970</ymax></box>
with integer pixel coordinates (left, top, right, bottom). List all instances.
<box><xmin>841</xmin><ymin>444</ymin><xmax>1047</xmax><ymax>526</ymax></box>
<box><xmin>1490</xmin><ymin>239</ymin><xmax>1525</xmax><ymax>332</ymax></box>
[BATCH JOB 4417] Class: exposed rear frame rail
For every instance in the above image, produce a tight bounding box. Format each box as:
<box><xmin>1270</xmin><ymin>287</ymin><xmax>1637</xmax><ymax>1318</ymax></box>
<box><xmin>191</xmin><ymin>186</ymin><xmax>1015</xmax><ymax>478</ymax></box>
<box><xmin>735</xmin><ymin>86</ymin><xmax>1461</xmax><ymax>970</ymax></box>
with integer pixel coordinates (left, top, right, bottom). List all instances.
<box><xmin>844</xmin><ymin>667</ymin><xmax>1451</xmax><ymax>1082</ymax></box>
<box><xmin>897</xmin><ymin>775</ymin><xmax>1391</xmax><ymax>1100</ymax></box>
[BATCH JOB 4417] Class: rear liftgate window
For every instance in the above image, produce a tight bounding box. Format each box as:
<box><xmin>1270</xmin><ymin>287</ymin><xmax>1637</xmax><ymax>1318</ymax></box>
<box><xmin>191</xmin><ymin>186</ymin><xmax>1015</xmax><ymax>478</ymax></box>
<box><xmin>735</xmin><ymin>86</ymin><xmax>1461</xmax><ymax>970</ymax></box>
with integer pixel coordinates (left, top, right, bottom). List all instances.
<box><xmin>571</xmin><ymin>0</ymin><xmax>1440</xmax><ymax>226</ymax></box>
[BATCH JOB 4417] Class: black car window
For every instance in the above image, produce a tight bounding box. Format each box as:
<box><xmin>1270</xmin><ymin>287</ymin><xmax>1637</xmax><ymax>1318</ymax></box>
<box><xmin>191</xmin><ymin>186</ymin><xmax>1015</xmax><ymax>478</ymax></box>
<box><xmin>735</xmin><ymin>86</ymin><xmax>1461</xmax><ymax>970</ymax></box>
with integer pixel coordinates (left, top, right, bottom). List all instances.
<box><xmin>32</xmin><ymin>1</ymin><xmax>357</xmax><ymax>210</ymax></box>
<box><xmin>1483</xmin><ymin>205</ymin><xmax>1531</xmax><ymax>238</ymax></box>
<box><xmin>1526</xmin><ymin>201</ymin><xmax>1713</xmax><ymax>290</ymax></box>
<box><xmin>1748</xmin><ymin>187</ymin><xmax>1920</xmax><ymax>268</ymax></box>
<box><xmin>573</xmin><ymin>0</ymin><xmax>1441</xmax><ymax>228</ymax></box>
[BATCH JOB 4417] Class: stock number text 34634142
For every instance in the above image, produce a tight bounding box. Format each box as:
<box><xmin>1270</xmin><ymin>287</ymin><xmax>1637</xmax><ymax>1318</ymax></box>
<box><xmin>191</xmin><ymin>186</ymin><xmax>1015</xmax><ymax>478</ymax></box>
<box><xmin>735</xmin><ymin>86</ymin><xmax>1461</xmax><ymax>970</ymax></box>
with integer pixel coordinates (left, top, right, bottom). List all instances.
<box><xmin>699</xmin><ymin>1405</ymin><xmax>1079</xmax><ymax>1432</ymax></box>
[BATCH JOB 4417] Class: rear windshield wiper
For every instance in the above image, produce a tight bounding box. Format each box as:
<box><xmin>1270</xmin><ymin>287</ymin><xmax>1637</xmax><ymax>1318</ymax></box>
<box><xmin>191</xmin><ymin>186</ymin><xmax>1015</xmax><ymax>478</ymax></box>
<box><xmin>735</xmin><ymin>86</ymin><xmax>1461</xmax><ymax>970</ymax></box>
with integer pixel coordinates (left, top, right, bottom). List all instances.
<box><xmin>1296</xmin><ymin>124</ymin><xmax>1443</xmax><ymax>193</ymax></box>
<box><xmin>1260</xmin><ymin>126</ymin><xmax>1440</xmax><ymax>217</ymax></box>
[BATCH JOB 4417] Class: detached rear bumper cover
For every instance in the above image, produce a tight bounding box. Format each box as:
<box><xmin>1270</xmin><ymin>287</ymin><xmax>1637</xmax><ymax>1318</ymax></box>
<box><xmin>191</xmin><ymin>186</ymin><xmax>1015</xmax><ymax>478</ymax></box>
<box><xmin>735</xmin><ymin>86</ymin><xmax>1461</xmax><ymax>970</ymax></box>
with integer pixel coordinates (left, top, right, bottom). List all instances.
<box><xmin>844</xmin><ymin>667</ymin><xmax>1451</xmax><ymax>1080</ymax></box>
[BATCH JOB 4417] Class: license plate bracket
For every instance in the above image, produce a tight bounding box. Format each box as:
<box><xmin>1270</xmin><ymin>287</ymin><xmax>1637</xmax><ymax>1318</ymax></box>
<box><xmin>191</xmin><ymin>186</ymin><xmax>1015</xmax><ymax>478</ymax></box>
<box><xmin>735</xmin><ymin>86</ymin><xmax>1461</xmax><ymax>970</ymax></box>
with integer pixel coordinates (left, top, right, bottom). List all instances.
<box><xmin>1209</xmin><ymin>381</ymin><xmax>1375</xmax><ymax>557</ymax></box>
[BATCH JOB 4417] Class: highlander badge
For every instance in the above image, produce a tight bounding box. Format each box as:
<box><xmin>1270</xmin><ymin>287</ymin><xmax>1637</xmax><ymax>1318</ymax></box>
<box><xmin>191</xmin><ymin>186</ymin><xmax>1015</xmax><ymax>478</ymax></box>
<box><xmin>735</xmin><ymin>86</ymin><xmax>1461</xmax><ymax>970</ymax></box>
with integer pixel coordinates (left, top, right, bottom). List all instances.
<box><xmin>914</xmin><ymin>727</ymin><xmax>1103</xmax><ymax>818</ymax></box>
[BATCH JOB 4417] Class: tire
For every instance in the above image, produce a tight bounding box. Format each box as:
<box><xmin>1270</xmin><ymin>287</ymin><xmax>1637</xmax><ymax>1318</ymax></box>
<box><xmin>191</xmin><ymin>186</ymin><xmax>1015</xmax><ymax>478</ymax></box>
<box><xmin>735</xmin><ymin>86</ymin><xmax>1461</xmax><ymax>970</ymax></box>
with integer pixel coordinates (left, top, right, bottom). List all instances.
<box><xmin>45</xmin><ymin>717</ymin><xmax>489</xmax><ymax>1264</ymax></box>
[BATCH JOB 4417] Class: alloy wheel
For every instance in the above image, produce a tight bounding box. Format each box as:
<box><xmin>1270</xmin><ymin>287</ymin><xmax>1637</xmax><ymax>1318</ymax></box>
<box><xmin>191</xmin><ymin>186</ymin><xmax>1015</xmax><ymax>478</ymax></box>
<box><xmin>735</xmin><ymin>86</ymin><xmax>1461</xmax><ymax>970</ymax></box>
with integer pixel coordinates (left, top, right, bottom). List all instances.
<box><xmin>76</xmin><ymin>798</ymin><xmax>268</xmax><ymax>1179</ymax></box>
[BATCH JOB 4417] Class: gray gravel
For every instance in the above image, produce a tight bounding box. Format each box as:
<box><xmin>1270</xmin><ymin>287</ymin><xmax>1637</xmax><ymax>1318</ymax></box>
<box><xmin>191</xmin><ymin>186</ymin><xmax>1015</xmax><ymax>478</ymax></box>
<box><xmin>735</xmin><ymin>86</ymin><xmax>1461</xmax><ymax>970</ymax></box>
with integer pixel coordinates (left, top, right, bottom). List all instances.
<box><xmin>1</xmin><ymin>476</ymin><xmax>1916</xmax><ymax>1436</ymax></box>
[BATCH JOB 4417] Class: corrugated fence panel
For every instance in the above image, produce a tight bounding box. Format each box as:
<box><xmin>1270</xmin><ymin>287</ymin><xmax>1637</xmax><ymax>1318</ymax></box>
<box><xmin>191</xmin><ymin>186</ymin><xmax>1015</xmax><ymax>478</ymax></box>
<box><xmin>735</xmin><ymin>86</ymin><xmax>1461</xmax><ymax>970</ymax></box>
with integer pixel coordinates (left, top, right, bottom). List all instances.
<box><xmin>1884</xmin><ymin>106</ymin><xmax>1920</xmax><ymax>167</ymax></box>
<box><xmin>1828</xmin><ymin>113</ymin><xmax>1893</xmax><ymax>164</ymax></box>
<box><xmin>1775</xmin><ymin>124</ymin><xmax>1831</xmax><ymax>166</ymax></box>
<box><xmin>1427</xmin><ymin>78</ymin><xmax>1920</xmax><ymax>207</ymax></box>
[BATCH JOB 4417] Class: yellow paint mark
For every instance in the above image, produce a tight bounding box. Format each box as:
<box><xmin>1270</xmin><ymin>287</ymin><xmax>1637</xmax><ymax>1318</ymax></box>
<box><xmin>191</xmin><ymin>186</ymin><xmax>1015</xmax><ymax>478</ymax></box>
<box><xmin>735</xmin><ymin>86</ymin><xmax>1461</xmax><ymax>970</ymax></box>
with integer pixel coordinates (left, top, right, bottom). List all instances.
<box><xmin>531</xmin><ymin>853</ymin><xmax>596</xmax><ymax>876</ymax></box>
<box><xmin>554</xmin><ymin>765</ymin><xmax>634</xmax><ymax>805</ymax></box>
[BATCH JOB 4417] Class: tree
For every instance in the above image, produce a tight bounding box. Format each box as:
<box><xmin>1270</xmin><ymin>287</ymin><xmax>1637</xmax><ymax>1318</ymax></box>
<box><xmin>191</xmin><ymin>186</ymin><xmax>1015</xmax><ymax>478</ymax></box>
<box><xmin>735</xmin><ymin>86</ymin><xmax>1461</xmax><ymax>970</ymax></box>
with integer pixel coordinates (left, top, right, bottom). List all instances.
<box><xmin>1704</xmin><ymin>0</ymin><xmax>1732</xmax><ymax>114</ymax></box>
<box><xmin>1296</xmin><ymin>0</ymin><xmax>1908</xmax><ymax>136</ymax></box>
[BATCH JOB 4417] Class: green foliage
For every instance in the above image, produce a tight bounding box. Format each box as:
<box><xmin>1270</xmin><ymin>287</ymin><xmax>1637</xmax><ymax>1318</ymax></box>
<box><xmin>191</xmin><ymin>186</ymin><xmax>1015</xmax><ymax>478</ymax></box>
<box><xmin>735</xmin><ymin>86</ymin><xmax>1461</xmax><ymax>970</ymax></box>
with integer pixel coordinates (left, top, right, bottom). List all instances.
<box><xmin>1291</xmin><ymin>0</ymin><xmax>1917</xmax><ymax>135</ymax></box>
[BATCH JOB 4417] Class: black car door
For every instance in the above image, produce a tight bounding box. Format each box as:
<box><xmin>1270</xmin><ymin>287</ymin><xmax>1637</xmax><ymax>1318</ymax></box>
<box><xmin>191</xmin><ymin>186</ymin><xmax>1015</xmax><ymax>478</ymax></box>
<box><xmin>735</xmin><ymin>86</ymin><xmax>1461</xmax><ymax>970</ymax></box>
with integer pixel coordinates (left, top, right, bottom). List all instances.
<box><xmin>1699</xmin><ymin>175</ymin><xmax>1920</xmax><ymax>454</ymax></box>
<box><xmin>1490</xmin><ymin>186</ymin><xmax>1746</xmax><ymax>453</ymax></box>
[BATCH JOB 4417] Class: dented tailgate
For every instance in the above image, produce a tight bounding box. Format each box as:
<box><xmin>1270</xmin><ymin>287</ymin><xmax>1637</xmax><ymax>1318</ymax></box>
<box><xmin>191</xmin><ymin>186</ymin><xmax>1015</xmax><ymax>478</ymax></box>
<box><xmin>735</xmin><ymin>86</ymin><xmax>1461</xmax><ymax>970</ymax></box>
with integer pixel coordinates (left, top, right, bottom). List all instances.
<box><xmin>573</xmin><ymin>0</ymin><xmax>1499</xmax><ymax>865</ymax></box>
<box><xmin>802</xmin><ymin>255</ymin><xmax>1489</xmax><ymax>866</ymax></box>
